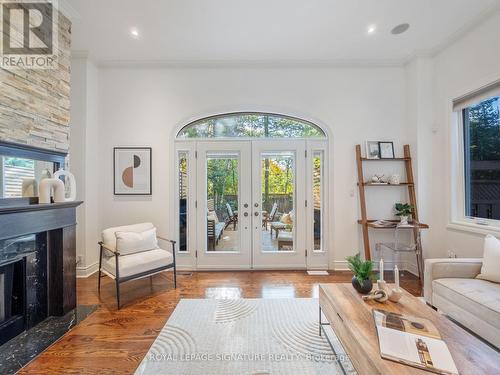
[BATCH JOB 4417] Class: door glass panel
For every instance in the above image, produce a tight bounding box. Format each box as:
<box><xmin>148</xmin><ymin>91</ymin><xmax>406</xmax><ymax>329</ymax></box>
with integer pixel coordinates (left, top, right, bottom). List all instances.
<box><xmin>206</xmin><ymin>153</ymin><xmax>239</xmax><ymax>252</ymax></box>
<box><xmin>178</xmin><ymin>152</ymin><xmax>188</xmax><ymax>252</ymax></box>
<box><xmin>313</xmin><ymin>151</ymin><xmax>323</xmax><ymax>251</ymax></box>
<box><xmin>261</xmin><ymin>152</ymin><xmax>295</xmax><ymax>252</ymax></box>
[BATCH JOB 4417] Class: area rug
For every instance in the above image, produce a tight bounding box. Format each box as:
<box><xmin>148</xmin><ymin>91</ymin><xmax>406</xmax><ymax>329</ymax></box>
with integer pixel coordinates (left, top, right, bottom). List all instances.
<box><xmin>135</xmin><ymin>298</ymin><xmax>357</xmax><ymax>375</ymax></box>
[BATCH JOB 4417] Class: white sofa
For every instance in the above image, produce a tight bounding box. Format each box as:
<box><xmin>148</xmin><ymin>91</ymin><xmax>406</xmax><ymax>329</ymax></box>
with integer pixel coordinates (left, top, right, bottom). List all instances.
<box><xmin>424</xmin><ymin>258</ymin><xmax>500</xmax><ymax>348</ymax></box>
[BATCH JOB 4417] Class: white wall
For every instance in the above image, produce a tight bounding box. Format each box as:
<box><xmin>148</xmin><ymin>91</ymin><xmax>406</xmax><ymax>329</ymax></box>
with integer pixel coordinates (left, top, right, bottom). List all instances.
<box><xmin>70</xmin><ymin>56</ymin><xmax>101</xmax><ymax>276</ymax></box>
<box><xmin>79</xmin><ymin>65</ymin><xmax>410</xmax><ymax>271</ymax></box>
<box><xmin>429</xmin><ymin>10</ymin><xmax>500</xmax><ymax>258</ymax></box>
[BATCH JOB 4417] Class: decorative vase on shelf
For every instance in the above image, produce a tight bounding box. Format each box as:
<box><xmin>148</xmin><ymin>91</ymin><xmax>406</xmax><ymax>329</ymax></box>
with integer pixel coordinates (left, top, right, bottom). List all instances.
<box><xmin>351</xmin><ymin>277</ymin><xmax>373</xmax><ymax>294</ymax></box>
<box><xmin>400</xmin><ymin>215</ymin><xmax>409</xmax><ymax>225</ymax></box>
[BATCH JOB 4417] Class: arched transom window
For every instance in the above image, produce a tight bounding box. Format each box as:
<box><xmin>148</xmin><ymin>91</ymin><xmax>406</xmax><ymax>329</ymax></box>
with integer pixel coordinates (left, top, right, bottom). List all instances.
<box><xmin>177</xmin><ymin>112</ymin><xmax>326</xmax><ymax>139</ymax></box>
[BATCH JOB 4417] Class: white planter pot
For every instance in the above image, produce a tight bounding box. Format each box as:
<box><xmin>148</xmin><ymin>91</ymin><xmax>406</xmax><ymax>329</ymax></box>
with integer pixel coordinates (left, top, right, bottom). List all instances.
<box><xmin>399</xmin><ymin>215</ymin><xmax>409</xmax><ymax>225</ymax></box>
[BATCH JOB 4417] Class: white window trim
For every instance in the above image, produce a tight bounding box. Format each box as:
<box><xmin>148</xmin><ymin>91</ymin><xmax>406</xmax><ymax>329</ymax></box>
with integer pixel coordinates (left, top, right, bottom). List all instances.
<box><xmin>449</xmin><ymin>100</ymin><xmax>500</xmax><ymax>234</ymax></box>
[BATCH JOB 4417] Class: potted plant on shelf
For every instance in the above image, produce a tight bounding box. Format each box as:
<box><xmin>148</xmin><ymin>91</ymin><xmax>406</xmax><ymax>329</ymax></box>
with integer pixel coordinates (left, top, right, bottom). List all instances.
<box><xmin>395</xmin><ymin>203</ymin><xmax>414</xmax><ymax>225</ymax></box>
<box><xmin>346</xmin><ymin>254</ymin><xmax>374</xmax><ymax>294</ymax></box>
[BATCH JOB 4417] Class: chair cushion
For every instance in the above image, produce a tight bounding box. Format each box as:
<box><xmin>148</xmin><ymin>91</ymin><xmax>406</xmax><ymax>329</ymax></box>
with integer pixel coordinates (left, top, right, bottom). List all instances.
<box><xmin>432</xmin><ymin>278</ymin><xmax>500</xmax><ymax>330</ymax></box>
<box><xmin>477</xmin><ymin>234</ymin><xmax>500</xmax><ymax>283</ymax></box>
<box><xmin>102</xmin><ymin>248</ymin><xmax>173</xmax><ymax>278</ymax></box>
<box><xmin>277</xmin><ymin>231</ymin><xmax>293</xmax><ymax>241</ymax></box>
<box><xmin>115</xmin><ymin>227</ymin><xmax>158</xmax><ymax>256</ymax></box>
<box><xmin>102</xmin><ymin>223</ymin><xmax>154</xmax><ymax>249</ymax></box>
<box><xmin>271</xmin><ymin>222</ymin><xmax>287</xmax><ymax>229</ymax></box>
<box><xmin>207</xmin><ymin>210</ymin><xmax>219</xmax><ymax>224</ymax></box>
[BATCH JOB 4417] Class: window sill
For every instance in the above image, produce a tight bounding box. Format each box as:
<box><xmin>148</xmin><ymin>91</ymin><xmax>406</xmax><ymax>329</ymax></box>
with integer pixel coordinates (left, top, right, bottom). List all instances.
<box><xmin>447</xmin><ymin>221</ymin><xmax>500</xmax><ymax>236</ymax></box>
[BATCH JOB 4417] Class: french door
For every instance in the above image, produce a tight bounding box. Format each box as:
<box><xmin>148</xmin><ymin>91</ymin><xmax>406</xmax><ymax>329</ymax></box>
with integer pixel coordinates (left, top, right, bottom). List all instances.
<box><xmin>251</xmin><ymin>141</ymin><xmax>306</xmax><ymax>269</ymax></box>
<box><xmin>196</xmin><ymin>141</ymin><xmax>252</xmax><ymax>269</ymax></box>
<box><xmin>176</xmin><ymin>139</ymin><xmax>327</xmax><ymax>270</ymax></box>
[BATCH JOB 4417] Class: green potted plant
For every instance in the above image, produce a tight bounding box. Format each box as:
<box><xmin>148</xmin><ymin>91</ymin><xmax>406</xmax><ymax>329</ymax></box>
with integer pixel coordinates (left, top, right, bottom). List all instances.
<box><xmin>394</xmin><ymin>203</ymin><xmax>414</xmax><ymax>225</ymax></box>
<box><xmin>345</xmin><ymin>254</ymin><xmax>374</xmax><ymax>294</ymax></box>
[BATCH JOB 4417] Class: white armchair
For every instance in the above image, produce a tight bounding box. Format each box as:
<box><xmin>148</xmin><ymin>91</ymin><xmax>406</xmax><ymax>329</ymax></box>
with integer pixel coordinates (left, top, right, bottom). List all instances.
<box><xmin>97</xmin><ymin>222</ymin><xmax>176</xmax><ymax>309</ymax></box>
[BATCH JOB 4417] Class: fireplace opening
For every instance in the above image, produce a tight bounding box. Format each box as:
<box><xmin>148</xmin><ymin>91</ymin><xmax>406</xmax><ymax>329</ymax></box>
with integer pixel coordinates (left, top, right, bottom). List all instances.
<box><xmin>0</xmin><ymin>259</ymin><xmax>25</xmax><ymax>345</ymax></box>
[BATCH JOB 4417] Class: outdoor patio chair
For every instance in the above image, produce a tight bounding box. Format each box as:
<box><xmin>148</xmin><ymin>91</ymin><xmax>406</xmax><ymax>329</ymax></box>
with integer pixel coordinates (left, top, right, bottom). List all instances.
<box><xmin>262</xmin><ymin>202</ymin><xmax>278</xmax><ymax>230</ymax></box>
<box><xmin>225</xmin><ymin>203</ymin><xmax>238</xmax><ymax>230</ymax></box>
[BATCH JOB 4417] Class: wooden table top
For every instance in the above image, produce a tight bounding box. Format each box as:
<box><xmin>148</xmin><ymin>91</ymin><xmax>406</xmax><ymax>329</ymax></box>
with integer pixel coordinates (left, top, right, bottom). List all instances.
<box><xmin>319</xmin><ymin>283</ymin><xmax>500</xmax><ymax>375</ymax></box>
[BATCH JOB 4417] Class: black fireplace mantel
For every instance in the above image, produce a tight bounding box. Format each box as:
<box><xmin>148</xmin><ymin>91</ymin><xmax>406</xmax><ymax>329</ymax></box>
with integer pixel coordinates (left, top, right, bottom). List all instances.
<box><xmin>0</xmin><ymin>200</ymin><xmax>83</xmax><ymax>345</ymax></box>
<box><xmin>0</xmin><ymin>201</ymin><xmax>82</xmax><ymax>241</ymax></box>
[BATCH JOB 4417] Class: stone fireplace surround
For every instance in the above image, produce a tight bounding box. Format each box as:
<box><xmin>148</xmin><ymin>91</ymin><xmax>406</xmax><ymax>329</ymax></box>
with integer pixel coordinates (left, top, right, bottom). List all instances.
<box><xmin>0</xmin><ymin>199</ymin><xmax>82</xmax><ymax>345</ymax></box>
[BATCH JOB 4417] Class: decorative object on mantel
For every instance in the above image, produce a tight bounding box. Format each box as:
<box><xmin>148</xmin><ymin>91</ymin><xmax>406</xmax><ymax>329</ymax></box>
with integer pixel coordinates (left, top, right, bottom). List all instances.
<box><xmin>378</xmin><ymin>141</ymin><xmax>395</xmax><ymax>159</ymax></box>
<box><xmin>365</xmin><ymin>141</ymin><xmax>380</xmax><ymax>159</ymax></box>
<box><xmin>388</xmin><ymin>174</ymin><xmax>400</xmax><ymax>185</ymax></box>
<box><xmin>346</xmin><ymin>253</ymin><xmax>374</xmax><ymax>294</ymax></box>
<box><xmin>38</xmin><ymin>178</ymin><xmax>65</xmax><ymax>204</ymax></box>
<box><xmin>54</xmin><ymin>169</ymin><xmax>77</xmax><ymax>202</ymax></box>
<box><xmin>114</xmin><ymin>147</ymin><xmax>152</xmax><ymax>195</ymax></box>
<box><xmin>22</xmin><ymin>179</ymin><xmax>38</xmax><ymax>197</ymax></box>
<box><xmin>394</xmin><ymin>203</ymin><xmax>414</xmax><ymax>225</ymax></box>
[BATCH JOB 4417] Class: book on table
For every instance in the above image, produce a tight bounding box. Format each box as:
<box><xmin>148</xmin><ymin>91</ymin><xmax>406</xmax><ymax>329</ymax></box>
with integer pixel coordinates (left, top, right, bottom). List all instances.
<box><xmin>372</xmin><ymin>309</ymin><xmax>459</xmax><ymax>375</ymax></box>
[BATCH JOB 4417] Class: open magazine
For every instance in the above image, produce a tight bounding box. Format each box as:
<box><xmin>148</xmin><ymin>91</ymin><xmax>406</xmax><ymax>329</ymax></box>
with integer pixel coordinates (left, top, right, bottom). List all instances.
<box><xmin>373</xmin><ymin>309</ymin><xmax>459</xmax><ymax>375</ymax></box>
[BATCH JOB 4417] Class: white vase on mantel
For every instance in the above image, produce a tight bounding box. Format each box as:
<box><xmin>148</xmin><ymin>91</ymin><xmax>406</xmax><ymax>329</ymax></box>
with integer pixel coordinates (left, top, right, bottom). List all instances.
<box><xmin>399</xmin><ymin>215</ymin><xmax>409</xmax><ymax>225</ymax></box>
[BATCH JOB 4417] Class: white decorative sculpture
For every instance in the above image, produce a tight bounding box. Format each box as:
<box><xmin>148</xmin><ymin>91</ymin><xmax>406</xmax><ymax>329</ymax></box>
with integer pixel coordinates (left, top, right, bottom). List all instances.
<box><xmin>39</xmin><ymin>178</ymin><xmax>65</xmax><ymax>204</ymax></box>
<box><xmin>22</xmin><ymin>178</ymin><xmax>38</xmax><ymax>197</ymax></box>
<box><xmin>54</xmin><ymin>169</ymin><xmax>76</xmax><ymax>202</ymax></box>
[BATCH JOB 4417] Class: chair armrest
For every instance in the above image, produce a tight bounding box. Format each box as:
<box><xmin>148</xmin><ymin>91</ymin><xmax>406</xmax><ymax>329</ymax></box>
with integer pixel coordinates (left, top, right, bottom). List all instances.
<box><xmin>424</xmin><ymin>258</ymin><xmax>482</xmax><ymax>305</ymax></box>
<box><xmin>98</xmin><ymin>241</ymin><xmax>120</xmax><ymax>255</ymax></box>
<box><xmin>157</xmin><ymin>235</ymin><xmax>176</xmax><ymax>244</ymax></box>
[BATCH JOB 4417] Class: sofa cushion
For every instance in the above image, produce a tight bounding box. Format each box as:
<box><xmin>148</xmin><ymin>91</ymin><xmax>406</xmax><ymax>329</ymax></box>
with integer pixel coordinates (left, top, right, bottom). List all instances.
<box><xmin>115</xmin><ymin>227</ymin><xmax>158</xmax><ymax>256</ymax></box>
<box><xmin>432</xmin><ymin>278</ymin><xmax>500</xmax><ymax>330</ymax></box>
<box><xmin>477</xmin><ymin>234</ymin><xmax>500</xmax><ymax>283</ymax></box>
<box><xmin>102</xmin><ymin>248</ymin><xmax>173</xmax><ymax>278</ymax></box>
<box><xmin>102</xmin><ymin>222</ymin><xmax>155</xmax><ymax>249</ymax></box>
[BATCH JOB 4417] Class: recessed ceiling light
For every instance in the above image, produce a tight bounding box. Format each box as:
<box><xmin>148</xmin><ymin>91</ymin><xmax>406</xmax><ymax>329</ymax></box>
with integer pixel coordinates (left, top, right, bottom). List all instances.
<box><xmin>130</xmin><ymin>27</ymin><xmax>140</xmax><ymax>39</ymax></box>
<box><xmin>391</xmin><ymin>23</ymin><xmax>410</xmax><ymax>35</ymax></box>
<box><xmin>367</xmin><ymin>24</ymin><xmax>377</xmax><ymax>34</ymax></box>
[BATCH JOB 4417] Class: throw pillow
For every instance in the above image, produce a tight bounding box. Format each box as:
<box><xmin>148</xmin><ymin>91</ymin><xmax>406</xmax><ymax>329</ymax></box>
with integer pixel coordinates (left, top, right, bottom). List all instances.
<box><xmin>477</xmin><ymin>234</ymin><xmax>500</xmax><ymax>283</ymax></box>
<box><xmin>115</xmin><ymin>227</ymin><xmax>158</xmax><ymax>256</ymax></box>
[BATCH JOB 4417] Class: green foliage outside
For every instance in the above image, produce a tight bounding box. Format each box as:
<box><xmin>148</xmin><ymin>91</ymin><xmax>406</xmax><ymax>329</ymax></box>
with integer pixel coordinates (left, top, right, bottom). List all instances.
<box><xmin>179</xmin><ymin>114</ymin><xmax>324</xmax><ymax>139</ymax></box>
<box><xmin>4</xmin><ymin>157</ymin><xmax>34</xmax><ymax>169</ymax></box>
<box><xmin>466</xmin><ymin>97</ymin><xmax>500</xmax><ymax>180</ymax></box>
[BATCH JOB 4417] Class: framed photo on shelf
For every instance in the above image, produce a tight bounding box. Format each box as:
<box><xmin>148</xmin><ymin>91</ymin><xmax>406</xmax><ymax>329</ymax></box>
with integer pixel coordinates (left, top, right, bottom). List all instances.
<box><xmin>378</xmin><ymin>142</ymin><xmax>395</xmax><ymax>159</ymax></box>
<box><xmin>365</xmin><ymin>141</ymin><xmax>380</xmax><ymax>159</ymax></box>
<box><xmin>114</xmin><ymin>147</ymin><xmax>152</xmax><ymax>195</ymax></box>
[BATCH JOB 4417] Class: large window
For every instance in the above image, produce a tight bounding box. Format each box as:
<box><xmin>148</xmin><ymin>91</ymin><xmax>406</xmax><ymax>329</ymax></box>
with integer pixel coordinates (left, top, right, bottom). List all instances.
<box><xmin>177</xmin><ymin>113</ymin><xmax>326</xmax><ymax>139</ymax></box>
<box><xmin>462</xmin><ymin>95</ymin><xmax>500</xmax><ymax>220</ymax></box>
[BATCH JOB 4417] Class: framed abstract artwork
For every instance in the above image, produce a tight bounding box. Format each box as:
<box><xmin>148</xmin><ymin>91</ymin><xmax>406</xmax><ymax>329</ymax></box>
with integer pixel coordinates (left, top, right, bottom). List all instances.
<box><xmin>113</xmin><ymin>147</ymin><xmax>152</xmax><ymax>195</ymax></box>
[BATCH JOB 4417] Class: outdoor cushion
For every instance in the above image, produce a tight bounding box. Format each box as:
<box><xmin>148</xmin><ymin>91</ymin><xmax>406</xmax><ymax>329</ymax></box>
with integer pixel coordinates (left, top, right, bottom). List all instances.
<box><xmin>115</xmin><ymin>227</ymin><xmax>158</xmax><ymax>256</ymax></box>
<box><xmin>102</xmin><ymin>248</ymin><xmax>173</xmax><ymax>278</ymax></box>
<box><xmin>432</xmin><ymin>278</ymin><xmax>500</xmax><ymax>330</ymax></box>
<box><xmin>207</xmin><ymin>210</ymin><xmax>219</xmax><ymax>224</ymax></box>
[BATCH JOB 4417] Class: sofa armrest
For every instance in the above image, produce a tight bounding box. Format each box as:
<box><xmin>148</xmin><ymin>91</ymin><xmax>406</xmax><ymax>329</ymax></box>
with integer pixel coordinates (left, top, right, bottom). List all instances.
<box><xmin>424</xmin><ymin>258</ymin><xmax>482</xmax><ymax>305</ymax></box>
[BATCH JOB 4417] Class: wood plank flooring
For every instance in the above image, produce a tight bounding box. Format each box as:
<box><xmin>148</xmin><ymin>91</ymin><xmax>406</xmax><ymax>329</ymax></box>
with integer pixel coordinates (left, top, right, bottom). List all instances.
<box><xmin>19</xmin><ymin>270</ymin><xmax>420</xmax><ymax>374</ymax></box>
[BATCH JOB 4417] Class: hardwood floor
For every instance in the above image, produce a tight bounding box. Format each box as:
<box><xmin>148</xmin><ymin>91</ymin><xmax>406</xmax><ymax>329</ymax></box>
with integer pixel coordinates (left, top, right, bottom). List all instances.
<box><xmin>19</xmin><ymin>270</ymin><xmax>420</xmax><ymax>374</ymax></box>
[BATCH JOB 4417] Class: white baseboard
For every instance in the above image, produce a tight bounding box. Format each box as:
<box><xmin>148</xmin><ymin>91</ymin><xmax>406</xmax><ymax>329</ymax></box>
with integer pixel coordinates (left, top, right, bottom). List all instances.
<box><xmin>76</xmin><ymin>262</ymin><xmax>99</xmax><ymax>278</ymax></box>
<box><xmin>332</xmin><ymin>260</ymin><xmax>418</xmax><ymax>277</ymax></box>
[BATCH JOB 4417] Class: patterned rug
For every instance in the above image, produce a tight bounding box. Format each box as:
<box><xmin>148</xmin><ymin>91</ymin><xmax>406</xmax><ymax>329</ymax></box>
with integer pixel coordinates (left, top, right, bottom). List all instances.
<box><xmin>135</xmin><ymin>298</ymin><xmax>357</xmax><ymax>375</ymax></box>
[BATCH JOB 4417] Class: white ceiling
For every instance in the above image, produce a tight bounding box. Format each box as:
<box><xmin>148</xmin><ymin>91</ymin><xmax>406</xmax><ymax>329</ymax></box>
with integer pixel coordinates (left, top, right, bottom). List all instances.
<box><xmin>65</xmin><ymin>0</ymin><xmax>500</xmax><ymax>65</ymax></box>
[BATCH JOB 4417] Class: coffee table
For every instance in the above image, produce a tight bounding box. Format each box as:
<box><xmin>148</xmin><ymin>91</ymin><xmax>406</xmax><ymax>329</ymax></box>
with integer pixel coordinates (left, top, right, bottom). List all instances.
<box><xmin>319</xmin><ymin>283</ymin><xmax>500</xmax><ymax>375</ymax></box>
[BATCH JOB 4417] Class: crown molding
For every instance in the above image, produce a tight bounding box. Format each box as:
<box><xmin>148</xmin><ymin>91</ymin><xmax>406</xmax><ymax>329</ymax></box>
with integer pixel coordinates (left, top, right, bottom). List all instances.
<box><xmin>427</xmin><ymin>2</ymin><xmax>500</xmax><ymax>59</ymax></box>
<box><xmin>57</xmin><ymin>0</ymin><xmax>81</xmax><ymax>22</ymax></box>
<box><xmin>96</xmin><ymin>58</ymin><xmax>405</xmax><ymax>69</ymax></box>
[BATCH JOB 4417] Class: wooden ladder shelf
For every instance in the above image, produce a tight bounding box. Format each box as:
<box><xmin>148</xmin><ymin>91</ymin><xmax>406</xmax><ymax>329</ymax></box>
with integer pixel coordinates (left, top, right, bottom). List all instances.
<box><xmin>355</xmin><ymin>144</ymin><xmax>429</xmax><ymax>261</ymax></box>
